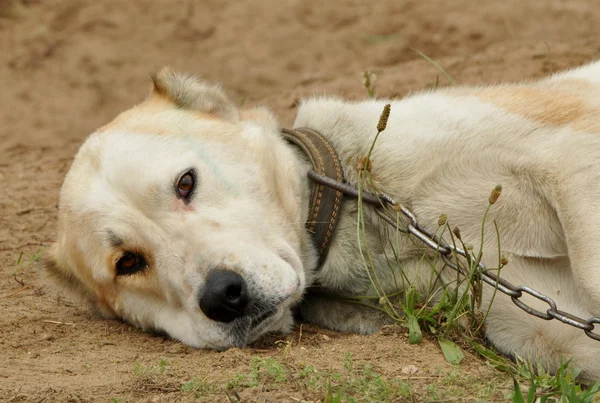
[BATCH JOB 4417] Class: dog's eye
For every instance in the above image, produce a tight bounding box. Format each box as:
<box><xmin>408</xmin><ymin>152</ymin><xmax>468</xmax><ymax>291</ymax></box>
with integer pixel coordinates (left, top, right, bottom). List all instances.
<box><xmin>176</xmin><ymin>170</ymin><xmax>196</xmax><ymax>200</ymax></box>
<box><xmin>116</xmin><ymin>253</ymin><xmax>147</xmax><ymax>276</ymax></box>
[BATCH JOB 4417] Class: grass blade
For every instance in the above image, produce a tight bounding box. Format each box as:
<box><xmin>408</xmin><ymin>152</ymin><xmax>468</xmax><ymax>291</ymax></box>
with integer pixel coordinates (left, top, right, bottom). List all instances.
<box><xmin>512</xmin><ymin>378</ymin><xmax>526</xmax><ymax>403</ymax></box>
<box><xmin>438</xmin><ymin>337</ymin><xmax>464</xmax><ymax>365</ymax></box>
<box><xmin>412</xmin><ymin>48</ymin><xmax>455</xmax><ymax>85</ymax></box>
<box><xmin>406</xmin><ymin>315</ymin><xmax>422</xmax><ymax>344</ymax></box>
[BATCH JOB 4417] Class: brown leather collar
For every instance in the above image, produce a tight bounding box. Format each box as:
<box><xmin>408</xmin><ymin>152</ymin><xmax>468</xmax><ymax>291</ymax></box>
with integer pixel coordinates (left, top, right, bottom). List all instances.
<box><xmin>281</xmin><ymin>128</ymin><xmax>344</xmax><ymax>267</ymax></box>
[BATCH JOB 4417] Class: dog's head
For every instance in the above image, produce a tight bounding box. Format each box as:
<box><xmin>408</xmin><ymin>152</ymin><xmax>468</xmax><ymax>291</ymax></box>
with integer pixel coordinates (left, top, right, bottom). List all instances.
<box><xmin>44</xmin><ymin>69</ymin><xmax>314</xmax><ymax>349</ymax></box>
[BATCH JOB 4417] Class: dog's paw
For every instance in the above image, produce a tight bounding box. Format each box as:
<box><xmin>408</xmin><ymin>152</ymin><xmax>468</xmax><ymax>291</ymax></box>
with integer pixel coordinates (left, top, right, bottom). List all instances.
<box><xmin>299</xmin><ymin>294</ymin><xmax>393</xmax><ymax>334</ymax></box>
<box><xmin>275</xmin><ymin>308</ymin><xmax>295</xmax><ymax>333</ymax></box>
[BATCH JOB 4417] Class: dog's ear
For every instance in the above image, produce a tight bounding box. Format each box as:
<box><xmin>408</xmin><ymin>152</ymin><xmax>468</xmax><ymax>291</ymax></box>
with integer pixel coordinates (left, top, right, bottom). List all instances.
<box><xmin>151</xmin><ymin>67</ymin><xmax>239</xmax><ymax>121</ymax></box>
<box><xmin>41</xmin><ymin>245</ymin><xmax>89</xmax><ymax>304</ymax></box>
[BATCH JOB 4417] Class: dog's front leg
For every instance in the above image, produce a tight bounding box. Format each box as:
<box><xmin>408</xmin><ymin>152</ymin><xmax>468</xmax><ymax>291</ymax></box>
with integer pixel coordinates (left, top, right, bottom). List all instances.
<box><xmin>298</xmin><ymin>293</ymin><xmax>394</xmax><ymax>334</ymax></box>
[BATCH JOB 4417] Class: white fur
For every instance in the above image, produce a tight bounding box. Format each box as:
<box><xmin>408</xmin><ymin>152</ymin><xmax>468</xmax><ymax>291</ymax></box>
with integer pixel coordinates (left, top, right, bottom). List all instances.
<box><xmin>47</xmin><ymin>62</ymin><xmax>600</xmax><ymax>378</ymax></box>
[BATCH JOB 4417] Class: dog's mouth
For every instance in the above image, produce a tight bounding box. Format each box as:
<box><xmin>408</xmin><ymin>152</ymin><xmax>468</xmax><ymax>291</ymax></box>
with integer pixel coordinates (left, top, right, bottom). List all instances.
<box><xmin>247</xmin><ymin>299</ymin><xmax>282</xmax><ymax>332</ymax></box>
<box><xmin>251</xmin><ymin>307</ymin><xmax>277</xmax><ymax>328</ymax></box>
<box><xmin>223</xmin><ymin>299</ymin><xmax>287</xmax><ymax>348</ymax></box>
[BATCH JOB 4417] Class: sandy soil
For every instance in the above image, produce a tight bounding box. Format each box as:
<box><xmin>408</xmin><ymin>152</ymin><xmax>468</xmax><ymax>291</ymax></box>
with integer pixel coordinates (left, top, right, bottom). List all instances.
<box><xmin>2</xmin><ymin>0</ymin><xmax>600</xmax><ymax>401</ymax></box>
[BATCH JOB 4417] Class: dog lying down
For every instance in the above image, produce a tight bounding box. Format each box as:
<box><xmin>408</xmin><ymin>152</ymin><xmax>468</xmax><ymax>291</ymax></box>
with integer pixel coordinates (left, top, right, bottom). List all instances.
<box><xmin>45</xmin><ymin>61</ymin><xmax>600</xmax><ymax>379</ymax></box>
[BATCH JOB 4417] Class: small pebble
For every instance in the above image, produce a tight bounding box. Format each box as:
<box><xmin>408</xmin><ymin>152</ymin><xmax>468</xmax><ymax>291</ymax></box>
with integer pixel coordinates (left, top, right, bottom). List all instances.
<box><xmin>401</xmin><ymin>364</ymin><xmax>419</xmax><ymax>375</ymax></box>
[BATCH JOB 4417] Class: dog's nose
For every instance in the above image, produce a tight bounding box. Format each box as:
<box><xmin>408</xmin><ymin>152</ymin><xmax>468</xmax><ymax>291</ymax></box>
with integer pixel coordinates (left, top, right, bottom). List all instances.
<box><xmin>200</xmin><ymin>269</ymin><xmax>249</xmax><ymax>323</ymax></box>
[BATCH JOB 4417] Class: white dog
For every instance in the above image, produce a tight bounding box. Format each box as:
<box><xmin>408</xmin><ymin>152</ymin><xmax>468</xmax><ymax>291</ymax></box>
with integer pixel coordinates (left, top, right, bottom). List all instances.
<box><xmin>45</xmin><ymin>61</ymin><xmax>600</xmax><ymax>378</ymax></box>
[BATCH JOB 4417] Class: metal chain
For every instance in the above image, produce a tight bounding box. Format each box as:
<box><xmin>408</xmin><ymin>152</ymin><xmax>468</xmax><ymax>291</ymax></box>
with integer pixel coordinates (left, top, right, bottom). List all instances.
<box><xmin>306</xmin><ymin>169</ymin><xmax>600</xmax><ymax>340</ymax></box>
<box><xmin>372</xmin><ymin>192</ymin><xmax>600</xmax><ymax>342</ymax></box>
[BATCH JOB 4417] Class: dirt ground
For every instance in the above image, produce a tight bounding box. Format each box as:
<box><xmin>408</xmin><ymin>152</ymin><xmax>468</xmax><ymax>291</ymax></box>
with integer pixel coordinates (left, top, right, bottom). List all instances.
<box><xmin>2</xmin><ymin>0</ymin><xmax>600</xmax><ymax>402</ymax></box>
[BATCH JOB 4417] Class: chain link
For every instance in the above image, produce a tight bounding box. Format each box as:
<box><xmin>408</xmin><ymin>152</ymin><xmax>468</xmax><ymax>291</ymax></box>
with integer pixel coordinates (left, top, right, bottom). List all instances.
<box><xmin>373</xmin><ymin>193</ymin><xmax>600</xmax><ymax>341</ymax></box>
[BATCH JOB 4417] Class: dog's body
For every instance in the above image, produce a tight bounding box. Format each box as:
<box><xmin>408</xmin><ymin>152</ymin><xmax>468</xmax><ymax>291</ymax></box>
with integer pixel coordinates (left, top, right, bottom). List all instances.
<box><xmin>46</xmin><ymin>62</ymin><xmax>600</xmax><ymax>378</ymax></box>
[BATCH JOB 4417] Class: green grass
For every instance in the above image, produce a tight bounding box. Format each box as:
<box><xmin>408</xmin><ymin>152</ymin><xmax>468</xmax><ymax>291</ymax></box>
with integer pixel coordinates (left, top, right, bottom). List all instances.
<box><xmin>474</xmin><ymin>343</ymin><xmax>600</xmax><ymax>402</ymax></box>
<box><xmin>180</xmin><ymin>377</ymin><xmax>216</xmax><ymax>399</ymax></box>
<box><xmin>12</xmin><ymin>248</ymin><xmax>44</xmax><ymax>277</ymax></box>
<box><xmin>226</xmin><ymin>357</ymin><xmax>287</xmax><ymax>389</ymax></box>
<box><xmin>225</xmin><ymin>354</ymin><xmax>413</xmax><ymax>402</ymax></box>
<box><xmin>221</xmin><ymin>354</ymin><xmax>502</xmax><ymax>401</ymax></box>
<box><xmin>327</xmin><ymin>360</ymin><xmax>413</xmax><ymax>402</ymax></box>
<box><xmin>125</xmin><ymin>353</ymin><xmax>509</xmax><ymax>401</ymax></box>
<box><xmin>132</xmin><ymin>359</ymin><xmax>168</xmax><ymax>377</ymax></box>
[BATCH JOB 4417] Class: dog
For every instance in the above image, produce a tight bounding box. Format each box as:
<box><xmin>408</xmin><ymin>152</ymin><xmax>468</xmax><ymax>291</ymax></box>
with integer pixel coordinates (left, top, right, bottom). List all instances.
<box><xmin>44</xmin><ymin>61</ymin><xmax>600</xmax><ymax>379</ymax></box>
